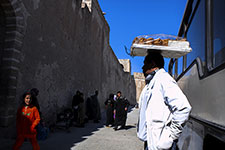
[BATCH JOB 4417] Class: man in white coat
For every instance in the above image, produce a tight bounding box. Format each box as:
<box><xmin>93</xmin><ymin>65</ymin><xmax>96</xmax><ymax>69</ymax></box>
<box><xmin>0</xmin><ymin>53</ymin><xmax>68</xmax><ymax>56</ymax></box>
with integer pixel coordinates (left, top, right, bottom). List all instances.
<box><xmin>137</xmin><ymin>51</ymin><xmax>192</xmax><ymax>150</ymax></box>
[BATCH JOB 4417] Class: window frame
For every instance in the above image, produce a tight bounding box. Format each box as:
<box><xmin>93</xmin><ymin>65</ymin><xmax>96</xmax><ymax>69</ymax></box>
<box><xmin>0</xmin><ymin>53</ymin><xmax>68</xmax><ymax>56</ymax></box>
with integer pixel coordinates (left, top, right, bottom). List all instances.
<box><xmin>173</xmin><ymin>0</ymin><xmax>225</xmax><ymax>81</ymax></box>
<box><xmin>209</xmin><ymin>0</ymin><xmax>225</xmax><ymax>71</ymax></box>
<box><xmin>172</xmin><ymin>0</ymin><xmax>206</xmax><ymax>79</ymax></box>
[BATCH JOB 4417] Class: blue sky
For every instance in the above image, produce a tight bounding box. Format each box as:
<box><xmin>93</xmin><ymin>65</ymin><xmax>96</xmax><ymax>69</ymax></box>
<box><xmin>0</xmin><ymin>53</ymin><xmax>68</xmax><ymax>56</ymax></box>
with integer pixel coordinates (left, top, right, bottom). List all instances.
<box><xmin>98</xmin><ymin>0</ymin><xmax>187</xmax><ymax>74</ymax></box>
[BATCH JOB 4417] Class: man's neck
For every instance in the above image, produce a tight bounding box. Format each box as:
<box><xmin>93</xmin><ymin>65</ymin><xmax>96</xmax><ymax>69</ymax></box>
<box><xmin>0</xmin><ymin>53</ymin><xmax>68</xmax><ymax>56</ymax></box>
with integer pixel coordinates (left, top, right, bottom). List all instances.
<box><xmin>150</xmin><ymin>67</ymin><xmax>159</xmax><ymax>73</ymax></box>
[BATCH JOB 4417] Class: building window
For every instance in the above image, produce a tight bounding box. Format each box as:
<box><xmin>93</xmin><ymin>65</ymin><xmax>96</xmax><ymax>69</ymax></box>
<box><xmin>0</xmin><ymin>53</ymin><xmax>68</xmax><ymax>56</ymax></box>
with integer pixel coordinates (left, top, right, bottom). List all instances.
<box><xmin>212</xmin><ymin>0</ymin><xmax>225</xmax><ymax>68</ymax></box>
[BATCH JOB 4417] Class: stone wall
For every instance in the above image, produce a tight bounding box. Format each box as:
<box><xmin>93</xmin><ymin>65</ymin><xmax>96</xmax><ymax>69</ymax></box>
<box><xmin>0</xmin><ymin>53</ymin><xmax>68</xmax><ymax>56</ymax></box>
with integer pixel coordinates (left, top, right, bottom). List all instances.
<box><xmin>133</xmin><ymin>72</ymin><xmax>145</xmax><ymax>104</ymax></box>
<box><xmin>119</xmin><ymin>59</ymin><xmax>131</xmax><ymax>73</ymax></box>
<box><xmin>0</xmin><ymin>0</ymin><xmax>136</xmax><ymax>137</ymax></box>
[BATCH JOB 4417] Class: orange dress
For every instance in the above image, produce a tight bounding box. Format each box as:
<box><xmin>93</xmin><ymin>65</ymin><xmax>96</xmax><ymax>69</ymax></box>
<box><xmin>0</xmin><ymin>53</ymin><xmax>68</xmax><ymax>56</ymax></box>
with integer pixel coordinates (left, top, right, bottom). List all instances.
<box><xmin>16</xmin><ymin>105</ymin><xmax>40</xmax><ymax>138</ymax></box>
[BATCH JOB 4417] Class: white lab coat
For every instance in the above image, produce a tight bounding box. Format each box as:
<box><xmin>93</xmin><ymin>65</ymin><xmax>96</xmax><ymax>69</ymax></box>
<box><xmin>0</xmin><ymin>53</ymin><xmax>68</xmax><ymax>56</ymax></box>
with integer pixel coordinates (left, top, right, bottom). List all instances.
<box><xmin>143</xmin><ymin>69</ymin><xmax>191</xmax><ymax>150</ymax></box>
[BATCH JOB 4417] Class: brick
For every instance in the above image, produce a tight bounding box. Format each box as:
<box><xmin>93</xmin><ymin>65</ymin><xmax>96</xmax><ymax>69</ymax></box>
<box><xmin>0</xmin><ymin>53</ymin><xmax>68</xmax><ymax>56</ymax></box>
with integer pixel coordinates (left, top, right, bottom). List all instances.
<box><xmin>4</xmin><ymin>39</ymin><xmax>22</xmax><ymax>50</ymax></box>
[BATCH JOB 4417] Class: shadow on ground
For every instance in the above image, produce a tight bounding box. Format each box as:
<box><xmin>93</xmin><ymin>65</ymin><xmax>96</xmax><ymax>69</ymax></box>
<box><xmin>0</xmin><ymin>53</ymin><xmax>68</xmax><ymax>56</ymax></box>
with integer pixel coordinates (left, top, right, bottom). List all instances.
<box><xmin>0</xmin><ymin>116</ymin><xmax>105</xmax><ymax>150</ymax></box>
<box><xmin>0</xmin><ymin>106</ymin><xmax>137</xmax><ymax>150</ymax></box>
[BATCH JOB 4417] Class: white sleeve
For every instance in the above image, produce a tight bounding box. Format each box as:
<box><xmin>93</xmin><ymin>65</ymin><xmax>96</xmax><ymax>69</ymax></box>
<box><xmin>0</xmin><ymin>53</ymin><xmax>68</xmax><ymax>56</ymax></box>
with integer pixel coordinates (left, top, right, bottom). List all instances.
<box><xmin>161</xmin><ymin>75</ymin><xmax>192</xmax><ymax>140</ymax></box>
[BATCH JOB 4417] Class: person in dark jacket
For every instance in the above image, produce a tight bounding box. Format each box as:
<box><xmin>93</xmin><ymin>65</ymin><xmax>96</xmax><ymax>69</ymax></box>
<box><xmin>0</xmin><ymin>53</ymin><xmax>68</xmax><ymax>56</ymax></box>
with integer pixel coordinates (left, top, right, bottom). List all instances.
<box><xmin>72</xmin><ymin>90</ymin><xmax>82</xmax><ymax>124</ymax></box>
<box><xmin>77</xmin><ymin>92</ymin><xmax>85</xmax><ymax>127</ymax></box>
<box><xmin>30</xmin><ymin>88</ymin><xmax>40</xmax><ymax>113</ymax></box>
<box><xmin>91</xmin><ymin>90</ymin><xmax>101</xmax><ymax>123</ymax></box>
<box><xmin>86</xmin><ymin>97</ymin><xmax>94</xmax><ymax>120</ymax></box>
<box><xmin>104</xmin><ymin>93</ymin><xmax>115</xmax><ymax>127</ymax></box>
<box><xmin>114</xmin><ymin>91</ymin><xmax>130</xmax><ymax>130</ymax></box>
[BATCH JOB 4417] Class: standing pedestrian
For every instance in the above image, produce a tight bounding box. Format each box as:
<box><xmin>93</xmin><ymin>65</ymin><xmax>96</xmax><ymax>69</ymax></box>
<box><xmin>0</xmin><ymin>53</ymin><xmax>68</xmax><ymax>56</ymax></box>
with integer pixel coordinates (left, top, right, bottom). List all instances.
<box><xmin>114</xmin><ymin>91</ymin><xmax>129</xmax><ymax>130</ymax></box>
<box><xmin>30</xmin><ymin>88</ymin><xmax>40</xmax><ymax>113</ymax></box>
<box><xmin>104</xmin><ymin>93</ymin><xmax>115</xmax><ymax>127</ymax></box>
<box><xmin>137</xmin><ymin>51</ymin><xmax>192</xmax><ymax>150</ymax></box>
<box><xmin>77</xmin><ymin>92</ymin><xmax>85</xmax><ymax>127</ymax></box>
<box><xmin>91</xmin><ymin>90</ymin><xmax>101</xmax><ymax>123</ymax></box>
<box><xmin>86</xmin><ymin>97</ymin><xmax>94</xmax><ymax>121</ymax></box>
<box><xmin>13</xmin><ymin>92</ymin><xmax>40</xmax><ymax>150</ymax></box>
<box><xmin>72</xmin><ymin>90</ymin><xmax>82</xmax><ymax>125</ymax></box>
<box><xmin>30</xmin><ymin>88</ymin><xmax>46</xmax><ymax>141</ymax></box>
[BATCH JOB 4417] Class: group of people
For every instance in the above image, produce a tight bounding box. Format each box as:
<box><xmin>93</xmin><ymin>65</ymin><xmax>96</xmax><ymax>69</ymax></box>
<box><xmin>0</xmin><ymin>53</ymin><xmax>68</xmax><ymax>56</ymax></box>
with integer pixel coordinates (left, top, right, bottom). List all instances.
<box><xmin>13</xmin><ymin>51</ymin><xmax>192</xmax><ymax>150</ymax></box>
<box><xmin>104</xmin><ymin>91</ymin><xmax>130</xmax><ymax>131</ymax></box>
<box><xmin>72</xmin><ymin>90</ymin><xmax>101</xmax><ymax>127</ymax></box>
<box><xmin>13</xmin><ymin>89</ymin><xmax>102</xmax><ymax>150</ymax></box>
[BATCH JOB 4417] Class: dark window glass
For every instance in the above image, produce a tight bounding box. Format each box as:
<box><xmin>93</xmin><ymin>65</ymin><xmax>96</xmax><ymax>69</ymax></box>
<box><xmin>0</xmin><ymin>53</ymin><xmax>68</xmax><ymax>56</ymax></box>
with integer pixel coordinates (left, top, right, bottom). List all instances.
<box><xmin>212</xmin><ymin>0</ymin><xmax>225</xmax><ymax>68</ymax></box>
<box><xmin>185</xmin><ymin>0</ymin><xmax>199</xmax><ymax>27</ymax></box>
<box><xmin>186</xmin><ymin>0</ymin><xmax>205</xmax><ymax>67</ymax></box>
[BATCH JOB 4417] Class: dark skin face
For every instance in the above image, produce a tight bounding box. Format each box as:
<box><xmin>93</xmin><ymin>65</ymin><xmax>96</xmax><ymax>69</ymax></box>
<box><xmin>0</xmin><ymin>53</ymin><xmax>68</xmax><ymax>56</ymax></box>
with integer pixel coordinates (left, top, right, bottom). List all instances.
<box><xmin>142</xmin><ymin>58</ymin><xmax>159</xmax><ymax>77</ymax></box>
<box><xmin>117</xmin><ymin>93</ymin><xmax>121</xmax><ymax>98</ymax></box>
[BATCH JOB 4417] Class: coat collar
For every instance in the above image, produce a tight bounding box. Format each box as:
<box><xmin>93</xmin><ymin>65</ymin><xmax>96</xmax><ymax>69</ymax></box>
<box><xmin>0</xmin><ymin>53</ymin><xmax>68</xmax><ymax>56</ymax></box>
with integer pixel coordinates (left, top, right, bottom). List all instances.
<box><xmin>145</xmin><ymin>68</ymin><xmax>166</xmax><ymax>103</ymax></box>
<box><xmin>146</xmin><ymin>68</ymin><xmax>165</xmax><ymax>85</ymax></box>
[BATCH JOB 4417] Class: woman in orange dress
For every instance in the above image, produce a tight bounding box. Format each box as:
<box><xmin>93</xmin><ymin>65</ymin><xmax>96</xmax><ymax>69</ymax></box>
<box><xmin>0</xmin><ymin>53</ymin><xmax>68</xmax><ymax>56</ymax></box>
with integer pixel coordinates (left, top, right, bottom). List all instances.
<box><xmin>13</xmin><ymin>92</ymin><xmax>40</xmax><ymax>150</ymax></box>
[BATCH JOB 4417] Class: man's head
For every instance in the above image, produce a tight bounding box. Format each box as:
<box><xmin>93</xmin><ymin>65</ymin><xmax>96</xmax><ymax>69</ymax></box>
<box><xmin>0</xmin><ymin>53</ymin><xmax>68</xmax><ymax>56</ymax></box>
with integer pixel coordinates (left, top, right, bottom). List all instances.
<box><xmin>117</xmin><ymin>91</ymin><xmax>121</xmax><ymax>98</ymax></box>
<box><xmin>95</xmin><ymin>90</ymin><xmax>98</xmax><ymax>96</ymax></box>
<box><xmin>109</xmin><ymin>93</ymin><xmax>114</xmax><ymax>99</ymax></box>
<box><xmin>76</xmin><ymin>90</ymin><xmax>80</xmax><ymax>95</ymax></box>
<box><xmin>142</xmin><ymin>51</ymin><xmax>164</xmax><ymax>77</ymax></box>
<box><xmin>30</xmin><ymin>88</ymin><xmax>39</xmax><ymax>96</ymax></box>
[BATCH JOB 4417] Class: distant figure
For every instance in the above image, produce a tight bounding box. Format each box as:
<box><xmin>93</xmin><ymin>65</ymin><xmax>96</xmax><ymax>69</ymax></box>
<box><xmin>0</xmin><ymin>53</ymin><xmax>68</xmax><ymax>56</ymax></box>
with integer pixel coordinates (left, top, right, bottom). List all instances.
<box><xmin>86</xmin><ymin>97</ymin><xmax>94</xmax><ymax>120</ymax></box>
<box><xmin>30</xmin><ymin>88</ymin><xmax>40</xmax><ymax>113</ymax></box>
<box><xmin>77</xmin><ymin>92</ymin><xmax>85</xmax><ymax>127</ymax></box>
<box><xmin>30</xmin><ymin>88</ymin><xmax>49</xmax><ymax>141</ymax></box>
<box><xmin>72</xmin><ymin>90</ymin><xmax>82</xmax><ymax>124</ymax></box>
<box><xmin>114</xmin><ymin>91</ymin><xmax>130</xmax><ymax>130</ymax></box>
<box><xmin>104</xmin><ymin>93</ymin><xmax>115</xmax><ymax>127</ymax></box>
<box><xmin>13</xmin><ymin>92</ymin><xmax>40</xmax><ymax>150</ymax></box>
<box><xmin>91</xmin><ymin>90</ymin><xmax>101</xmax><ymax>123</ymax></box>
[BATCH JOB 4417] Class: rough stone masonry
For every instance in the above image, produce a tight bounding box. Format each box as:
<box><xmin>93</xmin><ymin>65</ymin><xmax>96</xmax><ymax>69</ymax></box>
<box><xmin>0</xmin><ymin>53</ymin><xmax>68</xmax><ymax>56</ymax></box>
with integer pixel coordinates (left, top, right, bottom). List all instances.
<box><xmin>0</xmin><ymin>0</ymin><xmax>136</xmax><ymax>137</ymax></box>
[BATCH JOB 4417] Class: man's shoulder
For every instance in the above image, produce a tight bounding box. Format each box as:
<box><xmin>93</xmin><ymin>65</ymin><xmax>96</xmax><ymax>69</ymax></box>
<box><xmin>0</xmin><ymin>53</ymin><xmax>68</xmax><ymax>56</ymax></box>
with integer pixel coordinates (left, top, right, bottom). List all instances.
<box><xmin>156</xmin><ymin>69</ymin><xmax>176</xmax><ymax>84</ymax></box>
<box><xmin>157</xmin><ymin>69</ymin><xmax>173</xmax><ymax>79</ymax></box>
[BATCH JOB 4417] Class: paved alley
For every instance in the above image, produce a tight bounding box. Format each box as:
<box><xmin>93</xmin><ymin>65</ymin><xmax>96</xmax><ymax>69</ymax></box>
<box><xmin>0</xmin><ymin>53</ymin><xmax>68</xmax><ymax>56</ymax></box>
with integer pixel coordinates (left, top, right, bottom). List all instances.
<box><xmin>1</xmin><ymin>108</ymin><xmax>143</xmax><ymax>150</ymax></box>
<box><xmin>72</xmin><ymin>108</ymin><xmax>143</xmax><ymax>150</ymax></box>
